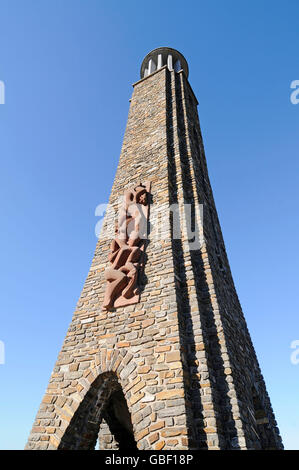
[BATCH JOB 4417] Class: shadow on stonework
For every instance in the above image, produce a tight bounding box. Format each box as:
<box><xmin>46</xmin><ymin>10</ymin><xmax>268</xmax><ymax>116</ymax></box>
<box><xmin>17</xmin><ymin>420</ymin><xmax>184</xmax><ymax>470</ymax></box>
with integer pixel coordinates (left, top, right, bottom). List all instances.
<box><xmin>58</xmin><ymin>372</ymin><xmax>137</xmax><ymax>450</ymax></box>
<box><xmin>173</xmin><ymin>72</ymin><xmax>240</xmax><ymax>449</ymax></box>
<box><xmin>166</xmin><ymin>69</ymin><xmax>207</xmax><ymax>450</ymax></box>
<box><xmin>137</xmin><ymin>241</ymin><xmax>149</xmax><ymax>297</ymax></box>
<box><xmin>137</xmin><ymin>192</ymin><xmax>153</xmax><ymax>295</ymax></box>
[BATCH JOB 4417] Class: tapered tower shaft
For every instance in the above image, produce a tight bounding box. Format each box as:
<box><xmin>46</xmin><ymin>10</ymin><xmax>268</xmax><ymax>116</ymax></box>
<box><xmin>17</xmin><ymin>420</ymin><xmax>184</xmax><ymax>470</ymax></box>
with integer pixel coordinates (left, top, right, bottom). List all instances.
<box><xmin>26</xmin><ymin>48</ymin><xmax>283</xmax><ymax>450</ymax></box>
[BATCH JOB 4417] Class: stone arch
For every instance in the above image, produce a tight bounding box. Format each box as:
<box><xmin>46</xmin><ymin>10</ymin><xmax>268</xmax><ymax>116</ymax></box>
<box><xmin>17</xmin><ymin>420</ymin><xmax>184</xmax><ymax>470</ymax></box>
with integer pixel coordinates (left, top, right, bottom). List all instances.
<box><xmin>51</xmin><ymin>349</ymin><xmax>139</xmax><ymax>450</ymax></box>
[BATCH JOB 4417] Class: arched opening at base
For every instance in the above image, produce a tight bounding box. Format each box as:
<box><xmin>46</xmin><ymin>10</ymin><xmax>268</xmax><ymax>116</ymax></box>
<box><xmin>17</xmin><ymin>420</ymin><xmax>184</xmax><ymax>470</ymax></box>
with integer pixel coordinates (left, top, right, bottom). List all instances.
<box><xmin>99</xmin><ymin>389</ymin><xmax>137</xmax><ymax>450</ymax></box>
<box><xmin>58</xmin><ymin>372</ymin><xmax>137</xmax><ymax>450</ymax></box>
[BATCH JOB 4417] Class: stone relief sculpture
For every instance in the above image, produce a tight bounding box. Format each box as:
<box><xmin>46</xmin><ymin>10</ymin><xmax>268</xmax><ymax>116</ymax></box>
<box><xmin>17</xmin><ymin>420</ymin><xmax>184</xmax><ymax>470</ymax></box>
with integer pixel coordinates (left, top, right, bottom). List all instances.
<box><xmin>103</xmin><ymin>182</ymin><xmax>150</xmax><ymax>310</ymax></box>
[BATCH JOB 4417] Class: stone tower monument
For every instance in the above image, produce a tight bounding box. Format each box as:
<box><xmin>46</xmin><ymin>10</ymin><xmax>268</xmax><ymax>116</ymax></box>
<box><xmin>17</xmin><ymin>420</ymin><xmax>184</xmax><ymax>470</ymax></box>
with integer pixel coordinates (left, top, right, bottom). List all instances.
<box><xmin>26</xmin><ymin>47</ymin><xmax>283</xmax><ymax>450</ymax></box>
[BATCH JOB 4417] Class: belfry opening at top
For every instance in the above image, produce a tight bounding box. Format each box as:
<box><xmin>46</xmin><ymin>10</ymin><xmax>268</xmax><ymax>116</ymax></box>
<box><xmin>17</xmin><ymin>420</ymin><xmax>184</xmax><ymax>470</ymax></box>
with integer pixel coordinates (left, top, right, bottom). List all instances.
<box><xmin>140</xmin><ymin>47</ymin><xmax>189</xmax><ymax>79</ymax></box>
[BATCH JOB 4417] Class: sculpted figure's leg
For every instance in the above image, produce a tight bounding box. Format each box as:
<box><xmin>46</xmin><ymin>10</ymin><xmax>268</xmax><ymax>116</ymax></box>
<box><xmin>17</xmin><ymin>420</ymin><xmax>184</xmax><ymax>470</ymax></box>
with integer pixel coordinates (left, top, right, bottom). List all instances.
<box><xmin>103</xmin><ymin>268</ymin><xmax>128</xmax><ymax>310</ymax></box>
<box><xmin>112</xmin><ymin>246</ymin><xmax>132</xmax><ymax>270</ymax></box>
<box><xmin>120</xmin><ymin>262</ymin><xmax>139</xmax><ymax>299</ymax></box>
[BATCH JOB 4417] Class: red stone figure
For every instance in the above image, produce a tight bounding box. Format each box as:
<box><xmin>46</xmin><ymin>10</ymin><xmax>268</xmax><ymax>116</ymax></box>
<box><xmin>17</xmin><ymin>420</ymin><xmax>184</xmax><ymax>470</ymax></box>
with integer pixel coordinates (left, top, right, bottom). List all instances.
<box><xmin>103</xmin><ymin>184</ymin><xmax>149</xmax><ymax>310</ymax></box>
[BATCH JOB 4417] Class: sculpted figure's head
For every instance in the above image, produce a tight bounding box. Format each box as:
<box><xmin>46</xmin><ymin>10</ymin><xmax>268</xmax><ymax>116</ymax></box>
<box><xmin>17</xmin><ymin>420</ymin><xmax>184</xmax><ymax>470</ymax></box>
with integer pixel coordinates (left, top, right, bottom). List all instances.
<box><xmin>134</xmin><ymin>185</ymin><xmax>147</xmax><ymax>206</ymax></box>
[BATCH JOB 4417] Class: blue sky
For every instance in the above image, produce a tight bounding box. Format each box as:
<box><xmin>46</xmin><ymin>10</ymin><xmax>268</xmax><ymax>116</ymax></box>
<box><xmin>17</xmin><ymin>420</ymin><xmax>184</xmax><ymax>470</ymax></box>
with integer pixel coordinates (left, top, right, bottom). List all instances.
<box><xmin>0</xmin><ymin>0</ymin><xmax>298</xmax><ymax>450</ymax></box>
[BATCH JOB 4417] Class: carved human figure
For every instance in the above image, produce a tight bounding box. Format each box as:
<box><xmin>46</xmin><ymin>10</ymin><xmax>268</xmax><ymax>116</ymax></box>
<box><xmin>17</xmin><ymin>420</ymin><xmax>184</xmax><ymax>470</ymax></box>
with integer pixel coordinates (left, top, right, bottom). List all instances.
<box><xmin>103</xmin><ymin>184</ymin><xmax>148</xmax><ymax>310</ymax></box>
